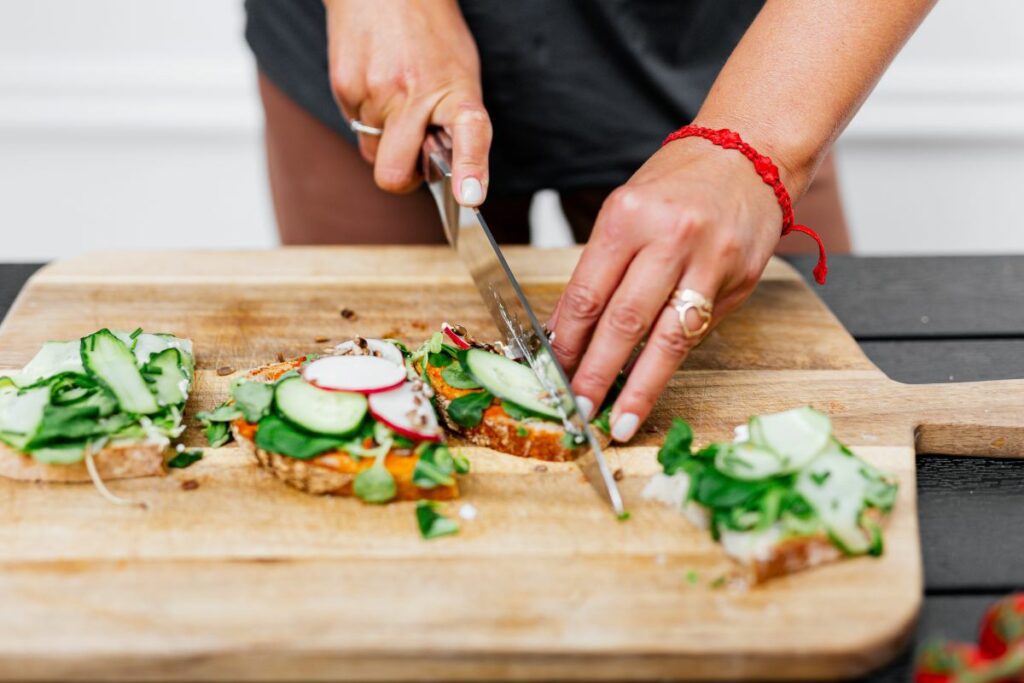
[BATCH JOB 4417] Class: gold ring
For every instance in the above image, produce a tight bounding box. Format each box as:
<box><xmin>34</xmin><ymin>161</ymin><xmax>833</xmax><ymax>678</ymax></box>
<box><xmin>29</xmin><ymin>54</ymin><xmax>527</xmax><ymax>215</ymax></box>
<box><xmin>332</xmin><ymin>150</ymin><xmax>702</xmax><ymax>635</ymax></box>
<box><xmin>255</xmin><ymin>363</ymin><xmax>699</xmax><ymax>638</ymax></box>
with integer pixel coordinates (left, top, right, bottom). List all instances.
<box><xmin>669</xmin><ymin>288</ymin><xmax>713</xmax><ymax>339</ymax></box>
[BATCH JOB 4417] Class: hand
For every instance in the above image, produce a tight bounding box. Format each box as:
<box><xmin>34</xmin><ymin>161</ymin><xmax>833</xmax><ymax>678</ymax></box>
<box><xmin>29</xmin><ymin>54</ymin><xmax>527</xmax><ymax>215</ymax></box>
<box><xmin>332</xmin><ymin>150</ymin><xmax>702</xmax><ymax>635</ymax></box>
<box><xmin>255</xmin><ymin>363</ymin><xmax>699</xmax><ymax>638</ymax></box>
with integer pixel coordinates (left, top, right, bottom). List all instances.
<box><xmin>325</xmin><ymin>0</ymin><xmax>491</xmax><ymax>205</ymax></box>
<box><xmin>550</xmin><ymin>136</ymin><xmax>786</xmax><ymax>442</ymax></box>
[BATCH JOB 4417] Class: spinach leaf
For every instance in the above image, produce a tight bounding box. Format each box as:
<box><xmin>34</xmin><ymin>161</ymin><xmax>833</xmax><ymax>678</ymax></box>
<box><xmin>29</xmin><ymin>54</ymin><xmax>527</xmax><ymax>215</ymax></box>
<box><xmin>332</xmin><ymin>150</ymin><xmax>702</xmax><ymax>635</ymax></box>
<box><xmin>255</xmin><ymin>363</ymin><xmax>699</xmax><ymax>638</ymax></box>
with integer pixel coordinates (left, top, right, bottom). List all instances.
<box><xmin>500</xmin><ymin>401</ymin><xmax>532</xmax><ymax>421</ymax></box>
<box><xmin>230</xmin><ymin>380</ymin><xmax>274</xmax><ymax>423</ymax></box>
<box><xmin>657</xmin><ymin>418</ymin><xmax>694</xmax><ymax>475</ymax></box>
<box><xmin>428</xmin><ymin>352</ymin><xmax>453</xmax><ymax>368</ymax></box>
<box><xmin>691</xmin><ymin>468</ymin><xmax>770</xmax><ymax>510</ymax></box>
<box><xmin>441</xmin><ymin>363</ymin><xmax>481</xmax><ymax>389</ymax></box>
<box><xmin>448</xmin><ymin>391</ymin><xmax>493</xmax><ymax>428</ymax></box>
<box><xmin>167</xmin><ymin>449</ymin><xmax>203</xmax><ymax>469</ymax></box>
<box><xmin>205</xmin><ymin>421</ymin><xmax>231</xmax><ymax>448</ymax></box>
<box><xmin>196</xmin><ymin>402</ymin><xmax>243</xmax><ymax>447</ymax></box>
<box><xmin>412</xmin><ymin>443</ymin><xmax>455</xmax><ymax>488</ymax></box>
<box><xmin>254</xmin><ymin>414</ymin><xmax>346</xmax><ymax>460</ymax></box>
<box><xmin>415</xmin><ymin>500</ymin><xmax>459</xmax><ymax>539</ymax></box>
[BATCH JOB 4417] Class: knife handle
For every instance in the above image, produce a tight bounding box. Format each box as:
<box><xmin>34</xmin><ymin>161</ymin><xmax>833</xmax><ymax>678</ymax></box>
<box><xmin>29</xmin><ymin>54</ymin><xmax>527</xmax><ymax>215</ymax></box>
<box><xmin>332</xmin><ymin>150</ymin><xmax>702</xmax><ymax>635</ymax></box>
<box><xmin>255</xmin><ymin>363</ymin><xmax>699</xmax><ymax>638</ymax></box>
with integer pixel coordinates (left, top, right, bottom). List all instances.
<box><xmin>421</xmin><ymin>128</ymin><xmax>453</xmax><ymax>182</ymax></box>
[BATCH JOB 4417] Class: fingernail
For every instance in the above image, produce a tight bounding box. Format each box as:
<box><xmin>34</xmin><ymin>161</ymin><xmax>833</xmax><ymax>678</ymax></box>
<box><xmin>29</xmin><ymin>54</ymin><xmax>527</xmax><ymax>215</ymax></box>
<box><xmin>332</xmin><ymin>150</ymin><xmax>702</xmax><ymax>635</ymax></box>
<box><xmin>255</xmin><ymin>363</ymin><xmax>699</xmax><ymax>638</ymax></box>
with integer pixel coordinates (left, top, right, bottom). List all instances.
<box><xmin>576</xmin><ymin>396</ymin><xmax>594</xmax><ymax>421</ymax></box>
<box><xmin>611</xmin><ymin>412</ymin><xmax>639</xmax><ymax>442</ymax></box>
<box><xmin>460</xmin><ymin>177</ymin><xmax>483</xmax><ymax>205</ymax></box>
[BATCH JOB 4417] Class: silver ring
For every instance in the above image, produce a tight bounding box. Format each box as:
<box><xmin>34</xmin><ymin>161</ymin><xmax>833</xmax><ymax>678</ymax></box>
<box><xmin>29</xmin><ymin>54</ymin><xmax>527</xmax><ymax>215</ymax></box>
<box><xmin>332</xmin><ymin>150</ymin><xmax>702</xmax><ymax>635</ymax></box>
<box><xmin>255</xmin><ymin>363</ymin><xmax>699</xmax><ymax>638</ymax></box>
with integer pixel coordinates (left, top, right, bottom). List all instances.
<box><xmin>349</xmin><ymin>119</ymin><xmax>383</xmax><ymax>136</ymax></box>
<box><xmin>669</xmin><ymin>288</ymin><xmax>713</xmax><ymax>340</ymax></box>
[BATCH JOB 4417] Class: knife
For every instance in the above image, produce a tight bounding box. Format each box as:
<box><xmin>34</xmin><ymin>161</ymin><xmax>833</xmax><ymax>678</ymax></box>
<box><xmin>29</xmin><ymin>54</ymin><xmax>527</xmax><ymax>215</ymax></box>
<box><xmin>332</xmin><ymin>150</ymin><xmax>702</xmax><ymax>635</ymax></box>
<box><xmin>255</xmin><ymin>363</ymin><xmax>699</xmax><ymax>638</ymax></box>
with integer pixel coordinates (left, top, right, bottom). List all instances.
<box><xmin>421</xmin><ymin>129</ymin><xmax>625</xmax><ymax>516</ymax></box>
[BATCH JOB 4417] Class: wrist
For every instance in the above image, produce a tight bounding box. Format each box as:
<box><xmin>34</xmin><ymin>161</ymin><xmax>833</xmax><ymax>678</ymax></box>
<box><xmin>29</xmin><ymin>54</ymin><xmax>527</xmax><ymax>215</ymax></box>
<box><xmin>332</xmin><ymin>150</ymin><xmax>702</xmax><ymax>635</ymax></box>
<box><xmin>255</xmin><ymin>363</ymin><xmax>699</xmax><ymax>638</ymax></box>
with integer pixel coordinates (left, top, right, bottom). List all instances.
<box><xmin>688</xmin><ymin>113</ymin><xmax>822</xmax><ymax>199</ymax></box>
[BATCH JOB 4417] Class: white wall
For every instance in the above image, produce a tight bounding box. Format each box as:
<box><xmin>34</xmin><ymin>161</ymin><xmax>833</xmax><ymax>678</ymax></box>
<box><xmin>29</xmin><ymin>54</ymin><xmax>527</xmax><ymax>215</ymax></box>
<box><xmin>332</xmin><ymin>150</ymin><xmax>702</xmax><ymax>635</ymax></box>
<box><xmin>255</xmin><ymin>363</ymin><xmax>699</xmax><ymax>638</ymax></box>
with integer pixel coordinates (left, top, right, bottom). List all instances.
<box><xmin>0</xmin><ymin>0</ymin><xmax>1022</xmax><ymax>261</ymax></box>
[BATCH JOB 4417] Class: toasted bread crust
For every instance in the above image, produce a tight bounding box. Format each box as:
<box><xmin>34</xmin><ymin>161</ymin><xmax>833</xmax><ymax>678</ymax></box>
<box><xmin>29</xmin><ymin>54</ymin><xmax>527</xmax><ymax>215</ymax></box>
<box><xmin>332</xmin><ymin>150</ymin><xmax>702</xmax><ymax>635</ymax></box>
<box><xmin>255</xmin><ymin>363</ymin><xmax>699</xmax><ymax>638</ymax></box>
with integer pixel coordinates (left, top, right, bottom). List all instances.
<box><xmin>0</xmin><ymin>440</ymin><xmax>166</xmax><ymax>483</ymax></box>
<box><xmin>236</xmin><ymin>358</ymin><xmax>458</xmax><ymax>501</ymax></box>
<box><xmin>733</xmin><ymin>509</ymin><xmax>886</xmax><ymax>584</ymax></box>
<box><xmin>423</xmin><ymin>362</ymin><xmax>597</xmax><ymax>462</ymax></box>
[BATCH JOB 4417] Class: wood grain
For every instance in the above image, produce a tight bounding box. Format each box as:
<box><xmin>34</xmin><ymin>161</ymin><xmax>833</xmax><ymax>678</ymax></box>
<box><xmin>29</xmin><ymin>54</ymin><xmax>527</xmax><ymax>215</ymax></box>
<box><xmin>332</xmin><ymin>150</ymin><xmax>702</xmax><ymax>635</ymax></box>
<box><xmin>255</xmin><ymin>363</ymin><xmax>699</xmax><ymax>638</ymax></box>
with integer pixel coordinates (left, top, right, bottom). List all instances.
<box><xmin>0</xmin><ymin>247</ymin><xmax>1019</xmax><ymax>681</ymax></box>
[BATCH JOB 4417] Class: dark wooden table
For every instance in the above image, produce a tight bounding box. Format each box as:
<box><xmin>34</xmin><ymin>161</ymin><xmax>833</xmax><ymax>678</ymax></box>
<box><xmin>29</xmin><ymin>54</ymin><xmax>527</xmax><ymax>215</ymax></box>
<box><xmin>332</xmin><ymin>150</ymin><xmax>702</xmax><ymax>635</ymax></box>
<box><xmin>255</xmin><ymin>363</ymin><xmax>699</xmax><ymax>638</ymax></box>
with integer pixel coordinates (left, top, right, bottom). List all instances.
<box><xmin>1</xmin><ymin>257</ymin><xmax>1022</xmax><ymax>682</ymax></box>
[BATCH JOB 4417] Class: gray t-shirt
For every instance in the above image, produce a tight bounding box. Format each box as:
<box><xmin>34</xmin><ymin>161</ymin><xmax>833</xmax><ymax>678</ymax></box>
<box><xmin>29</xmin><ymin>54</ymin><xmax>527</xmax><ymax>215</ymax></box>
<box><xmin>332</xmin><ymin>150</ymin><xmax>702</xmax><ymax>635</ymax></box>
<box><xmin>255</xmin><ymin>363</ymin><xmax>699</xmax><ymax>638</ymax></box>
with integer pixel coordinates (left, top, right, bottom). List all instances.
<box><xmin>245</xmin><ymin>0</ymin><xmax>765</xmax><ymax>197</ymax></box>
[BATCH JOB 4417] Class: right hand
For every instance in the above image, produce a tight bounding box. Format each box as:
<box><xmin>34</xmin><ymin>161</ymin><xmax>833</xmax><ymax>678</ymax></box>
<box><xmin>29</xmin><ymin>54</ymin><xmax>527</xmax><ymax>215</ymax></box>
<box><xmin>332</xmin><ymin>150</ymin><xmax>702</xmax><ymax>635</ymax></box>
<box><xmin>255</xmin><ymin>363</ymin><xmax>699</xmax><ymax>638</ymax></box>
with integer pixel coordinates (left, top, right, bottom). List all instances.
<box><xmin>325</xmin><ymin>0</ymin><xmax>491</xmax><ymax>206</ymax></box>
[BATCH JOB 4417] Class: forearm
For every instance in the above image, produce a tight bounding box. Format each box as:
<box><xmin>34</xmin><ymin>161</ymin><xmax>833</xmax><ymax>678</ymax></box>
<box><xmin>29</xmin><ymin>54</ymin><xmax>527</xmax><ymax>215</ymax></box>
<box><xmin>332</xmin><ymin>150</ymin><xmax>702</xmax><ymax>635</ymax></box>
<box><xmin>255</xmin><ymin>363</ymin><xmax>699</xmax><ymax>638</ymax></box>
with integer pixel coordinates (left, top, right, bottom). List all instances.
<box><xmin>693</xmin><ymin>0</ymin><xmax>935</xmax><ymax>196</ymax></box>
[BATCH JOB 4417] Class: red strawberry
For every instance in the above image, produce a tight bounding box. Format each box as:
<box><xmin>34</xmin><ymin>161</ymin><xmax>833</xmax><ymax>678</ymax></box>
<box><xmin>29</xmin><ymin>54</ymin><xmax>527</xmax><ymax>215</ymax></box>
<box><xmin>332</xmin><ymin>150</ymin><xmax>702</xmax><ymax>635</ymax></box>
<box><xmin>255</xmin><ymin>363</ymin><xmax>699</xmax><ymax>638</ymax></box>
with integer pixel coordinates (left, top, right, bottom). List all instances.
<box><xmin>915</xmin><ymin>641</ymin><xmax>988</xmax><ymax>682</ymax></box>
<box><xmin>980</xmin><ymin>594</ymin><xmax>1024</xmax><ymax>659</ymax></box>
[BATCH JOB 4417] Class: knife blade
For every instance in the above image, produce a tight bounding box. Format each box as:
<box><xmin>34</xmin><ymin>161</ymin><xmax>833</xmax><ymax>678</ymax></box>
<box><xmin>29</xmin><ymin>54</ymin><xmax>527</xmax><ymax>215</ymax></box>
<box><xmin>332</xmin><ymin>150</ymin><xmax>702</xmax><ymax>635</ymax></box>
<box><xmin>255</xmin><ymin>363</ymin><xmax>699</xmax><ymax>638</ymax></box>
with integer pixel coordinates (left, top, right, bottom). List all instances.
<box><xmin>421</xmin><ymin>130</ymin><xmax>625</xmax><ymax>516</ymax></box>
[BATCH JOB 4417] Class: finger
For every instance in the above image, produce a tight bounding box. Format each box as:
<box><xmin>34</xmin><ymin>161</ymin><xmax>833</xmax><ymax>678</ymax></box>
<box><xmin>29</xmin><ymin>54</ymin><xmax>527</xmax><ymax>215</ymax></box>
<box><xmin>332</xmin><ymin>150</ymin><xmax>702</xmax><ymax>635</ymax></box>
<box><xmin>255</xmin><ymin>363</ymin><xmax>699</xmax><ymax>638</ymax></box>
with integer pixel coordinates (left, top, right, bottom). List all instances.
<box><xmin>607</xmin><ymin>266</ymin><xmax>727</xmax><ymax>443</ymax></box>
<box><xmin>433</xmin><ymin>92</ymin><xmax>491</xmax><ymax>206</ymax></box>
<box><xmin>373</xmin><ymin>103</ymin><xmax>431</xmax><ymax>194</ymax></box>
<box><xmin>549</xmin><ymin>189</ymin><xmax>645</xmax><ymax>374</ymax></box>
<box><xmin>569</xmin><ymin>246</ymin><xmax>686</xmax><ymax>419</ymax></box>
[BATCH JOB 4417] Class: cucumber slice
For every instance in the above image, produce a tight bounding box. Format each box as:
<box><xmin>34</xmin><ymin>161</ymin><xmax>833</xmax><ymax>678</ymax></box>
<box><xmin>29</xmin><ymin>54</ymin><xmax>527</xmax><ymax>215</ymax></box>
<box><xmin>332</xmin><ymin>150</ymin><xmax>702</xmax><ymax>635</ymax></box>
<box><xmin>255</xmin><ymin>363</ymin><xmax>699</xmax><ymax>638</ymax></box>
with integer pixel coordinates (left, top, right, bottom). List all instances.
<box><xmin>462</xmin><ymin>348</ymin><xmax>560</xmax><ymax>420</ymax></box>
<box><xmin>81</xmin><ymin>329</ymin><xmax>159</xmax><ymax>415</ymax></box>
<box><xmin>14</xmin><ymin>341</ymin><xmax>83</xmax><ymax>386</ymax></box>
<box><xmin>0</xmin><ymin>385</ymin><xmax>50</xmax><ymax>450</ymax></box>
<box><xmin>715</xmin><ymin>442</ymin><xmax>785</xmax><ymax>481</ymax></box>
<box><xmin>273</xmin><ymin>376</ymin><xmax>367</xmax><ymax>436</ymax></box>
<box><xmin>30</xmin><ymin>443</ymin><xmax>86</xmax><ymax>465</ymax></box>
<box><xmin>794</xmin><ymin>443</ymin><xmax>871</xmax><ymax>554</ymax></box>
<box><xmin>142</xmin><ymin>348</ymin><xmax>190</xmax><ymax>407</ymax></box>
<box><xmin>748</xmin><ymin>406</ymin><xmax>832</xmax><ymax>471</ymax></box>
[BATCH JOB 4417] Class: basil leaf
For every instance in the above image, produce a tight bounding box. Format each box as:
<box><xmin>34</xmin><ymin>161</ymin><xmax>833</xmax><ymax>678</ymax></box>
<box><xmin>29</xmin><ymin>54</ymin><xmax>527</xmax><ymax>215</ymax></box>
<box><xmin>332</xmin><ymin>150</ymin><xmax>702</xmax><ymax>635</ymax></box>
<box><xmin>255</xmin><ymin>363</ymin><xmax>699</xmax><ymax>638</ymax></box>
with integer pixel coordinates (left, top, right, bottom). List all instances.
<box><xmin>657</xmin><ymin>418</ymin><xmax>694</xmax><ymax>475</ymax></box>
<box><xmin>415</xmin><ymin>500</ymin><xmax>459</xmax><ymax>539</ymax></box>
<box><xmin>230</xmin><ymin>380</ymin><xmax>274</xmax><ymax>423</ymax></box>
<box><xmin>167</xmin><ymin>449</ymin><xmax>203</xmax><ymax>469</ymax></box>
<box><xmin>412</xmin><ymin>443</ymin><xmax>455</xmax><ymax>489</ymax></box>
<box><xmin>428</xmin><ymin>351</ymin><xmax>453</xmax><ymax>368</ymax></box>
<box><xmin>254</xmin><ymin>414</ymin><xmax>346</xmax><ymax>460</ymax></box>
<box><xmin>353</xmin><ymin>462</ymin><xmax>397</xmax><ymax>503</ymax></box>
<box><xmin>441</xmin><ymin>363</ymin><xmax>481</xmax><ymax>389</ymax></box>
<box><xmin>448</xmin><ymin>391</ymin><xmax>493</xmax><ymax>428</ymax></box>
<box><xmin>205</xmin><ymin>421</ymin><xmax>231</xmax><ymax>448</ymax></box>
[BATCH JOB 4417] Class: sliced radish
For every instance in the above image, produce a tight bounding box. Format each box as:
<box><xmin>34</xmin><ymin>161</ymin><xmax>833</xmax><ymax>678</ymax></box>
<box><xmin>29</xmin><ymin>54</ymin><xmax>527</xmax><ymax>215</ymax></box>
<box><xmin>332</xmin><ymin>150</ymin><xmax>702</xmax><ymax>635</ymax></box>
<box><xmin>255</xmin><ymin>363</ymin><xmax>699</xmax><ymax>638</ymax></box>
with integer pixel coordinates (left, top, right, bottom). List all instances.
<box><xmin>442</xmin><ymin>322</ymin><xmax>471</xmax><ymax>350</ymax></box>
<box><xmin>369</xmin><ymin>382</ymin><xmax>443</xmax><ymax>442</ymax></box>
<box><xmin>333</xmin><ymin>337</ymin><xmax>404</xmax><ymax>366</ymax></box>
<box><xmin>303</xmin><ymin>355</ymin><xmax>405</xmax><ymax>394</ymax></box>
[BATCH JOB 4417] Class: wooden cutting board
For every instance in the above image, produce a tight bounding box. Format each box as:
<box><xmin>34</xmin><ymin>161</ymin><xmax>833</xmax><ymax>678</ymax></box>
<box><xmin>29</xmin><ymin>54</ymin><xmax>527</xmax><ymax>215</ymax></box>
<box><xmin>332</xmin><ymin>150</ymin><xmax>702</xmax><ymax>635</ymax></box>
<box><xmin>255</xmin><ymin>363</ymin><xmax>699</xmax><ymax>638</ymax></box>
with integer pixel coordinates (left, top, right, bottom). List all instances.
<box><xmin>1</xmin><ymin>246</ymin><xmax>1022</xmax><ymax>682</ymax></box>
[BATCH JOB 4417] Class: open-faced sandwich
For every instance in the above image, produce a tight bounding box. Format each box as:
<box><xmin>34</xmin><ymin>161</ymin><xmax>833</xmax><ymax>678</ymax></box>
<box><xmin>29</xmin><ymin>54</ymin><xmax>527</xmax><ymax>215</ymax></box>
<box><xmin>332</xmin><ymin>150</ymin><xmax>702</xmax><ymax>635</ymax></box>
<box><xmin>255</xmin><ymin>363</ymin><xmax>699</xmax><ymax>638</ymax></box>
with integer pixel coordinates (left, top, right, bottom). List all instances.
<box><xmin>201</xmin><ymin>337</ymin><xmax>468</xmax><ymax>503</ymax></box>
<box><xmin>0</xmin><ymin>328</ymin><xmax>194</xmax><ymax>493</ymax></box>
<box><xmin>412</xmin><ymin>323</ymin><xmax>613</xmax><ymax>461</ymax></box>
<box><xmin>644</xmin><ymin>406</ymin><xmax>898</xmax><ymax>585</ymax></box>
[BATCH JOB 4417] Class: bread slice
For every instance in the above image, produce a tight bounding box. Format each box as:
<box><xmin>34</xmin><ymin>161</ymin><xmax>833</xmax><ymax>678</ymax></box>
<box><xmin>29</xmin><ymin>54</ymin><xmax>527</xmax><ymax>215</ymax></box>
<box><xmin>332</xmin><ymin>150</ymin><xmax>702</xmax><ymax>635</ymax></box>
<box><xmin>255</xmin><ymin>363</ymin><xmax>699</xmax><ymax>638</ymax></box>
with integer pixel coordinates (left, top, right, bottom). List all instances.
<box><xmin>644</xmin><ymin>474</ymin><xmax>886</xmax><ymax>586</ymax></box>
<box><xmin>232</xmin><ymin>358</ymin><xmax>458</xmax><ymax>500</ymax></box>
<box><xmin>0</xmin><ymin>440</ymin><xmax>165</xmax><ymax>483</ymax></box>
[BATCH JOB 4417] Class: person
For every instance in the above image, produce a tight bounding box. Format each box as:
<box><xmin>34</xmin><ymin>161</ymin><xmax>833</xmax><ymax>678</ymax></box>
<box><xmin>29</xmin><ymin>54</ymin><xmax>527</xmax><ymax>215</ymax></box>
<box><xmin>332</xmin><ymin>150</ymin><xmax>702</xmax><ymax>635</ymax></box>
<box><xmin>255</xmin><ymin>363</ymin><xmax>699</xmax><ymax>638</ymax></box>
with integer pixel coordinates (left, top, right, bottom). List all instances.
<box><xmin>245</xmin><ymin>0</ymin><xmax>933</xmax><ymax>443</ymax></box>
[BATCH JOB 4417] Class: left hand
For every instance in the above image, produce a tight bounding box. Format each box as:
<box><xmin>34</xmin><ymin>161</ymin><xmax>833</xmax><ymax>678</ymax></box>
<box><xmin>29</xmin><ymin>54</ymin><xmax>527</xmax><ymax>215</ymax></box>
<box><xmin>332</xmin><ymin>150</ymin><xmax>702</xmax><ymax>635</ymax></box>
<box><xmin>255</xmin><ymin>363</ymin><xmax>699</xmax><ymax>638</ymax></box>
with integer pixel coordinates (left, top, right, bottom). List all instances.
<box><xmin>549</xmin><ymin>136</ymin><xmax>787</xmax><ymax>442</ymax></box>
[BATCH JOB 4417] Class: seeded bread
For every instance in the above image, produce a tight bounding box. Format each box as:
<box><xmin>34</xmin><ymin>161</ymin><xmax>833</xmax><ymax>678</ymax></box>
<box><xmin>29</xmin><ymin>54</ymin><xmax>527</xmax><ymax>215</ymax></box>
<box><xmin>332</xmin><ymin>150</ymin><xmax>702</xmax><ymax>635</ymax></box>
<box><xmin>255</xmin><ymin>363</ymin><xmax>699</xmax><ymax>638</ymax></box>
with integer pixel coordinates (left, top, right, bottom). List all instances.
<box><xmin>232</xmin><ymin>358</ymin><xmax>458</xmax><ymax>500</ymax></box>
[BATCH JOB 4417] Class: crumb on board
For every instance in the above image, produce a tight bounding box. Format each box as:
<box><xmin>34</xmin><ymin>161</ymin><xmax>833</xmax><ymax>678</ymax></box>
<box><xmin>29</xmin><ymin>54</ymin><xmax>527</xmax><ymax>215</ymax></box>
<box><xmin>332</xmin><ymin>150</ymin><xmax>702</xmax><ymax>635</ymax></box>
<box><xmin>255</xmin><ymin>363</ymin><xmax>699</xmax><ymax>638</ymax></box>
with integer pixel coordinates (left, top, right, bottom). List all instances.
<box><xmin>410</xmin><ymin>320</ymin><xmax>429</xmax><ymax>331</ymax></box>
<box><xmin>613</xmin><ymin>468</ymin><xmax>624</xmax><ymax>481</ymax></box>
<box><xmin>314</xmin><ymin>336</ymin><xmax>330</xmax><ymax>344</ymax></box>
<box><xmin>340</xmin><ymin>308</ymin><xmax>357</xmax><ymax>320</ymax></box>
<box><xmin>458</xmin><ymin>503</ymin><xmax>478</xmax><ymax>521</ymax></box>
<box><xmin>276</xmin><ymin>352</ymin><xmax>285</xmax><ymax>363</ymax></box>
<box><xmin>381</xmin><ymin>328</ymin><xmax>403</xmax><ymax>339</ymax></box>
<box><xmin>181</xmin><ymin>480</ymin><xmax>199</xmax><ymax>491</ymax></box>
<box><xmin>216</xmin><ymin>366</ymin><xmax>235</xmax><ymax>376</ymax></box>
<box><xmin>533</xmin><ymin>464</ymin><xmax>548</xmax><ymax>473</ymax></box>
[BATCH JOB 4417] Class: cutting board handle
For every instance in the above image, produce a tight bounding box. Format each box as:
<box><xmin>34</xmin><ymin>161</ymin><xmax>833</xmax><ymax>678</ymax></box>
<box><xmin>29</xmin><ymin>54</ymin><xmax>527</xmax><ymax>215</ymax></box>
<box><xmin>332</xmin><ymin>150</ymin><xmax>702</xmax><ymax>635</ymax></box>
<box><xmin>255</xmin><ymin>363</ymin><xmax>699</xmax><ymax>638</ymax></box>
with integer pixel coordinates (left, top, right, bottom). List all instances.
<box><xmin>904</xmin><ymin>379</ymin><xmax>1024</xmax><ymax>458</ymax></box>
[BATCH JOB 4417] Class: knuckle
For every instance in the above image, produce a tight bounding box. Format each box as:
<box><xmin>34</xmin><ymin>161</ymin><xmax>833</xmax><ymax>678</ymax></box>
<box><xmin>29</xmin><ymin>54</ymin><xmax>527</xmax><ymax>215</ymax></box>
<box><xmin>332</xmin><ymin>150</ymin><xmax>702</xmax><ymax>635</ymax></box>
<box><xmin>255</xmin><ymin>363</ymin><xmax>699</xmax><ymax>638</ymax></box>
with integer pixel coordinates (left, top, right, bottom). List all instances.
<box><xmin>375</xmin><ymin>166</ymin><xmax>414</xmax><ymax>193</ymax></box>
<box><xmin>665</xmin><ymin>211</ymin><xmax>706</xmax><ymax>247</ymax></box>
<box><xmin>454</xmin><ymin>102</ymin><xmax>489</xmax><ymax>127</ymax></box>
<box><xmin>606</xmin><ymin>304</ymin><xmax>647</xmax><ymax>338</ymax></box>
<box><xmin>651</xmin><ymin>325</ymin><xmax>693</xmax><ymax>359</ymax></box>
<box><xmin>549</xmin><ymin>338</ymin><xmax>580</xmax><ymax>367</ymax></box>
<box><xmin>742</xmin><ymin>264</ymin><xmax>763</xmax><ymax>290</ymax></box>
<box><xmin>562</xmin><ymin>283</ymin><xmax>603</xmax><ymax>322</ymax></box>
<box><xmin>329</xmin><ymin>66</ymin><xmax>358</xmax><ymax>101</ymax></box>
<box><xmin>715</xmin><ymin>234</ymin><xmax>743</xmax><ymax>261</ymax></box>
<box><xmin>573</xmin><ymin>368</ymin><xmax>612</xmax><ymax>395</ymax></box>
<box><xmin>623</xmin><ymin>386</ymin><xmax>659</xmax><ymax>413</ymax></box>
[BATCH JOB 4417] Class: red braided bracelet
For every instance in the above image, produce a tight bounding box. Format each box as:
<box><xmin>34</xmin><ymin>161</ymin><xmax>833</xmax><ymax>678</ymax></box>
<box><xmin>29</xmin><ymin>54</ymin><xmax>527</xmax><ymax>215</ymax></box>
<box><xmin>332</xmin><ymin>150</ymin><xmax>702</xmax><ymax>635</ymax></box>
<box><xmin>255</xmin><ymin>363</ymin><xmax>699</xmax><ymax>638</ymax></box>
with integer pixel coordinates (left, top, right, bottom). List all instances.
<box><xmin>662</xmin><ymin>125</ymin><xmax>828</xmax><ymax>285</ymax></box>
